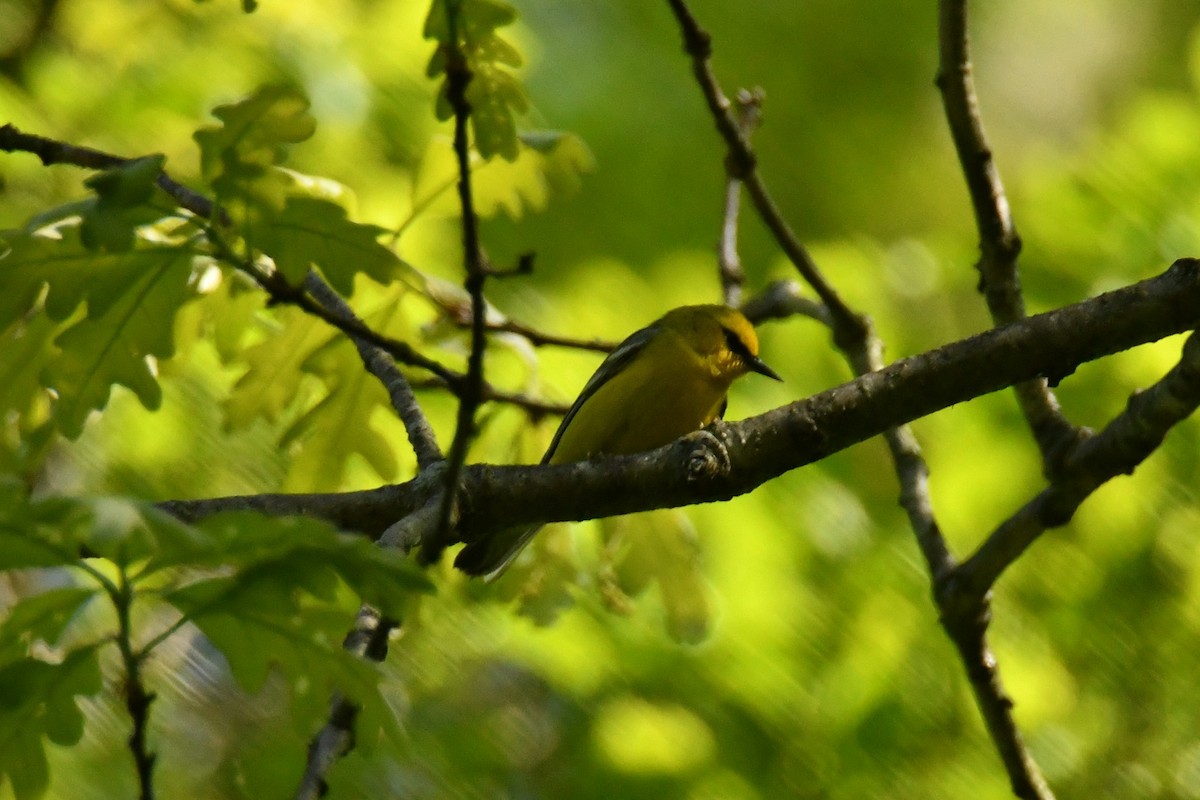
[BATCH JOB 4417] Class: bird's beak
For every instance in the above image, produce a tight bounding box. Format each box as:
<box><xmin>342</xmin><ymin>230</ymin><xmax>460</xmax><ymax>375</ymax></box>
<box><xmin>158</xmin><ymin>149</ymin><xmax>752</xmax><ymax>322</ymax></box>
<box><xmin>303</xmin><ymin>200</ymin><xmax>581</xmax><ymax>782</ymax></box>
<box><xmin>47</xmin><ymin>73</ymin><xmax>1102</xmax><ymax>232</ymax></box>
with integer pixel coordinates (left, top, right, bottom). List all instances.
<box><xmin>747</xmin><ymin>355</ymin><xmax>782</xmax><ymax>381</ymax></box>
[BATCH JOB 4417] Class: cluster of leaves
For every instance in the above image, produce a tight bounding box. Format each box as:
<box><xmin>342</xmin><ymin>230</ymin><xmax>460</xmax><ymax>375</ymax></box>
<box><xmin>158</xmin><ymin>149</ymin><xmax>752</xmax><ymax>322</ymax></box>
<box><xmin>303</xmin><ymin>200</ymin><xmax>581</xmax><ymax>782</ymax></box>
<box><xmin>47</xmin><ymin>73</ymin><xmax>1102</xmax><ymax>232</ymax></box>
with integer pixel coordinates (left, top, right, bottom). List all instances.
<box><xmin>425</xmin><ymin>0</ymin><xmax>528</xmax><ymax>160</ymax></box>
<box><xmin>0</xmin><ymin>85</ymin><xmax>409</xmax><ymax>455</ymax></box>
<box><xmin>0</xmin><ymin>478</ymin><xmax>430</xmax><ymax>799</ymax></box>
<box><xmin>0</xmin><ymin>0</ymin><xmax>604</xmax><ymax>793</ymax></box>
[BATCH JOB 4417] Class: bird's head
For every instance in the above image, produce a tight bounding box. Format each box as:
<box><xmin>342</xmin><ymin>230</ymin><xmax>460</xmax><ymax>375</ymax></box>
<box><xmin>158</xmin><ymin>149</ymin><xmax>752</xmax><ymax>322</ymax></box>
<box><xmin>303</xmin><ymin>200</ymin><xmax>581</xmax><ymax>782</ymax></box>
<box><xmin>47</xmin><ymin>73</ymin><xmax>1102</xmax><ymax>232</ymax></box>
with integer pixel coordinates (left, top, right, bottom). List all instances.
<box><xmin>660</xmin><ymin>305</ymin><xmax>782</xmax><ymax>383</ymax></box>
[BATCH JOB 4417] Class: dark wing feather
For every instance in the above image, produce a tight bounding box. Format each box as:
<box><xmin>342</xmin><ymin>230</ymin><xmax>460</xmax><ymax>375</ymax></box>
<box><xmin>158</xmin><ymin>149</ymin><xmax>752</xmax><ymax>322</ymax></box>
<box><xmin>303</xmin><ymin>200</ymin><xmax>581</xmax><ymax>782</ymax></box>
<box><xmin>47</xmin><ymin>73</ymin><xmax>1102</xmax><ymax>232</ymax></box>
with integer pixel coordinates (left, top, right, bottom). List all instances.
<box><xmin>540</xmin><ymin>323</ymin><xmax>660</xmax><ymax>464</ymax></box>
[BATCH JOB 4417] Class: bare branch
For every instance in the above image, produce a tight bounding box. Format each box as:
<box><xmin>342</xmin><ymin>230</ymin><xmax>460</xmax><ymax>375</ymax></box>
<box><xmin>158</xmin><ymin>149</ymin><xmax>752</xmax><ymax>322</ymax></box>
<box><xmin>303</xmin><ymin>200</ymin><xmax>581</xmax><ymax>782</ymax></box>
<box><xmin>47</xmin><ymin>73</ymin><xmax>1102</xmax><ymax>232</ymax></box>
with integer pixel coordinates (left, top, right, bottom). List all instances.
<box><xmin>295</xmin><ymin>606</ymin><xmax>397</xmax><ymax>800</ymax></box>
<box><xmin>718</xmin><ymin>88</ymin><xmax>764</xmax><ymax>307</ymax></box>
<box><xmin>935</xmin><ymin>0</ymin><xmax>1080</xmax><ymax>464</ymax></box>
<box><xmin>950</xmin><ymin>331</ymin><xmax>1200</xmax><ymax>604</ymax></box>
<box><xmin>663</xmin><ymin>0</ymin><xmax>869</xmax><ymax>353</ymax></box>
<box><xmin>0</xmin><ymin>122</ymin><xmax>218</xmax><ymax>221</ymax></box>
<box><xmin>941</xmin><ymin>605</ymin><xmax>1056</xmax><ymax>800</ymax></box>
<box><xmin>740</xmin><ymin>280</ymin><xmax>831</xmax><ymax>328</ymax></box>
<box><xmin>303</xmin><ymin>273</ymin><xmax>443</xmax><ymax>471</ymax></box>
<box><xmin>430</xmin><ymin>1</ymin><xmax>491</xmax><ymax>562</ymax></box>
<box><xmin>412</xmin><ymin>378</ymin><xmax>571</xmax><ymax>418</ymax></box>
<box><xmin>660</xmin><ymin>6</ymin><xmax>1047</xmax><ymax>785</ymax></box>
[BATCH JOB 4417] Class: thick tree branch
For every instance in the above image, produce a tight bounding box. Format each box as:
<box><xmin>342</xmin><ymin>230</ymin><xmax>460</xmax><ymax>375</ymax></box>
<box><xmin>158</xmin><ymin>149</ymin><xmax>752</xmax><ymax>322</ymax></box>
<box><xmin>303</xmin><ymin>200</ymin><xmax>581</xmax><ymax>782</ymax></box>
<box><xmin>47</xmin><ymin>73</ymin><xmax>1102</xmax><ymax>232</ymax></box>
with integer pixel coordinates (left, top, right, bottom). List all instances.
<box><xmin>935</xmin><ymin>0</ymin><xmax>1080</xmax><ymax>466</ymax></box>
<box><xmin>160</xmin><ymin>259</ymin><xmax>1200</xmax><ymax>539</ymax></box>
<box><xmin>934</xmin><ymin>326</ymin><xmax>1200</xmax><ymax>798</ymax></box>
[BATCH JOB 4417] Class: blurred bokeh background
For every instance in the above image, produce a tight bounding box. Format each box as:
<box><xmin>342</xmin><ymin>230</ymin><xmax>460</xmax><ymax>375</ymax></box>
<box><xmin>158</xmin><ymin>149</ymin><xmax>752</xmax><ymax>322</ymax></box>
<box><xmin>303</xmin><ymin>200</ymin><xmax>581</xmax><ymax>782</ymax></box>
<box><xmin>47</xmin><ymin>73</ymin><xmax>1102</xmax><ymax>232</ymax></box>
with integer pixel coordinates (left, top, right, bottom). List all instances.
<box><xmin>4</xmin><ymin>0</ymin><xmax>1200</xmax><ymax>797</ymax></box>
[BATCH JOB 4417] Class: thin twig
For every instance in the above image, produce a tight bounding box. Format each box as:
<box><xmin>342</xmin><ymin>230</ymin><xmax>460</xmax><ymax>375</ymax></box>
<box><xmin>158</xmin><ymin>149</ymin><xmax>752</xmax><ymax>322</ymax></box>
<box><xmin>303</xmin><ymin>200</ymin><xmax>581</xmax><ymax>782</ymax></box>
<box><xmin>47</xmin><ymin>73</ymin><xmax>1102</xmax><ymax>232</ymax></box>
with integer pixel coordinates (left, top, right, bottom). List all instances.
<box><xmin>0</xmin><ymin>122</ymin><xmax>218</xmax><ymax>222</ymax></box>
<box><xmin>412</xmin><ymin>378</ymin><xmax>571</xmax><ymax>418</ymax></box>
<box><xmin>739</xmin><ymin>280</ymin><xmax>831</xmax><ymax>327</ymax></box>
<box><xmin>942</xmin><ymin>606</ymin><xmax>1055</xmax><ymax>800</ymax></box>
<box><xmin>935</xmin><ymin>0</ymin><xmax>1080</xmax><ymax>466</ymax></box>
<box><xmin>717</xmin><ymin>89</ymin><xmax>763</xmax><ymax>307</ymax></box>
<box><xmin>431</xmin><ymin>0</ymin><xmax>490</xmax><ymax>562</ymax></box>
<box><xmin>201</xmin><ymin>221</ymin><xmax>467</xmax><ymax>389</ymax></box>
<box><xmin>111</xmin><ymin>568</ymin><xmax>157</xmax><ymax>800</ymax></box>
<box><xmin>295</xmin><ymin>606</ymin><xmax>397</xmax><ymax>800</ymax></box>
<box><xmin>482</xmin><ymin>318</ymin><xmax>614</xmax><ymax>352</ymax></box>
<box><xmin>303</xmin><ymin>273</ymin><xmax>443</xmax><ymax>470</ymax></box>
<box><xmin>431</xmin><ymin>299</ymin><xmax>615</xmax><ymax>353</ymax></box>
<box><xmin>663</xmin><ymin>0</ymin><xmax>868</xmax><ymax>352</ymax></box>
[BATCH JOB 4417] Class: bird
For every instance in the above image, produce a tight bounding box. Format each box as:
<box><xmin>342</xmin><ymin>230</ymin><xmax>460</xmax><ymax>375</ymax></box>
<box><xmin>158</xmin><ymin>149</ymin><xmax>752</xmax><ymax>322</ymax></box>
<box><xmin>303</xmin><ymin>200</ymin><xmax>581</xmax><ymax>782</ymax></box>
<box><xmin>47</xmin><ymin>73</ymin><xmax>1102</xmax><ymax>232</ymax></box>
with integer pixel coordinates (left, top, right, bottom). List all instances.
<box><xmin>454</xmin><ymin>304</ymin><xmax>781</xmax><ymax>578</ymax></box>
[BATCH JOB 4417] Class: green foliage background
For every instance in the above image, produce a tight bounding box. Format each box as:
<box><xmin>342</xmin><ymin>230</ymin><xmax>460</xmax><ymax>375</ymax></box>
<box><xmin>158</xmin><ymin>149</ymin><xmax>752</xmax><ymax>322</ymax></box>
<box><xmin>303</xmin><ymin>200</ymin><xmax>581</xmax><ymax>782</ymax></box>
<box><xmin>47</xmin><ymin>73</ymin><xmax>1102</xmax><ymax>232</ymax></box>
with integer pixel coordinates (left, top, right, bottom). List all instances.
<box><xmin>3</xmin><ymin>0</ymin><xmax>1200</xmax><ymax>798</ymax></box>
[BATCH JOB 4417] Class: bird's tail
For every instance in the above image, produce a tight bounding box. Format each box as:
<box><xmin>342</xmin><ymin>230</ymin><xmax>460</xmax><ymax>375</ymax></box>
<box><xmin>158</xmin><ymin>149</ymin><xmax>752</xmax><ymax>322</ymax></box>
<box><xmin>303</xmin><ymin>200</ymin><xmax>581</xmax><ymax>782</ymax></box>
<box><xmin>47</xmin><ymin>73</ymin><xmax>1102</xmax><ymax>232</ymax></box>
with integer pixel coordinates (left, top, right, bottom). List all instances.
<box><xmin>454</xmin><ymin>524</ymin><xmax>542</xmax><ymax>580</ymax></box>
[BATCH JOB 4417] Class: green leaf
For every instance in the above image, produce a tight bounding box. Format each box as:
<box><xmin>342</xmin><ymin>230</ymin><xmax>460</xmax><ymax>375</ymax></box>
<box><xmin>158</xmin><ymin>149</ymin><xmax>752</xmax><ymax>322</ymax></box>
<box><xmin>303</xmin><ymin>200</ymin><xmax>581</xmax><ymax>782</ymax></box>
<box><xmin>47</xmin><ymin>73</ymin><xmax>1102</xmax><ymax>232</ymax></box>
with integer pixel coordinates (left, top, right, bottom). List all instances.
<box><xmin>157</xmin><ymin>511</ymin><xmax>432</xmax><ymax>610</ymax></box>
<box><xmin>193</xmin><ymin>85</ymin><xmax>315</xmax><ymax>199</ymax></box>
<box><xmin>83</xmin><ymin>498</ymin><xmax>190</xmax><ymax>568</ymax></box>
<box><xmin>223</xmin><ymin>308</ymin><xmax>330</xmax><ymax>429</ymax></box>
<box><xmin>78</xmin><ymin>155</ymin><xmax>170</xmax><ymax>252</ymax></box>
<box><xmin>160</xmin><ymin>513</ymin><xmax>430</xmax><ymax>726</ymax></box>
<box><xmin>46</xmin><ymin>248</ymin><xmax>192</xmax><ymax>437</ymax></box>
<box><xmin>0</xmin><ymin>494</ymin><xmax>201</xmax><ymax>577</ymax></box>
<box><xmin>280</xmin><ymin>380</ymin><xmax>399</xmax><ymax>492</ymax></box>
<box><xmin>407</xmin><ymin>131</ymin><xmax>591</xmax><ymax>225</ymax></box>
<box><xmin>0</xmin><ymin>645</ymin><xmax>103</xmax><ymax>799</ymax></box>
<box><xmin>279</xmin><ymin>295</ymin><xmax>409</xmax><ymax>491</ymax></box>
<box><xmin>423</xmin><ymin>0</ymin><xmax>527</xmax><ymax>161</ymax></box>
<box><xmin>0</xmin><ymin>224</ymin><xmax>197</xmax><ymax>437</ymax></box>
<box><xmin>603</xmin><ymin>510</ymin><xmax>712</xmax><ymax>644</ymax></box>
<box><xmin>0</xmin><ymin>587</ymin><xmax>97</xmax><ymax>662</ymax></box>
<box><xmin>0</xmin><ymin>490</ymin><xmax>91</xmax><ymax>571</ymax></box>
<box><xmin>0</xmin><ymin>315</ymin><xmax>58</xmax><ymax>420</ymax></box>
<box><xmin>255</xmin><ymin>197</ymin><xmax>403</xmax><ymax>293</ymax></box>
<box><xmin>468</xmin><ymin>62</ymin><xmax>527</xmax><ymax>161</ymax></box>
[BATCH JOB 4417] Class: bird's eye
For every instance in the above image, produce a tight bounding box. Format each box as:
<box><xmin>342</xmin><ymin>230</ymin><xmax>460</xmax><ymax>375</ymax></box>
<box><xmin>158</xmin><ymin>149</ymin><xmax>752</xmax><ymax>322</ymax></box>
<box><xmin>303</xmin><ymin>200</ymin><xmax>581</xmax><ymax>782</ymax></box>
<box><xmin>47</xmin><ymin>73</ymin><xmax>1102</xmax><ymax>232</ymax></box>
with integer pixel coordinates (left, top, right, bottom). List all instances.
<box><xmin>722</xmin><ymin>327</ymin><xmax>750</xmax><ymax>359</ymax></box>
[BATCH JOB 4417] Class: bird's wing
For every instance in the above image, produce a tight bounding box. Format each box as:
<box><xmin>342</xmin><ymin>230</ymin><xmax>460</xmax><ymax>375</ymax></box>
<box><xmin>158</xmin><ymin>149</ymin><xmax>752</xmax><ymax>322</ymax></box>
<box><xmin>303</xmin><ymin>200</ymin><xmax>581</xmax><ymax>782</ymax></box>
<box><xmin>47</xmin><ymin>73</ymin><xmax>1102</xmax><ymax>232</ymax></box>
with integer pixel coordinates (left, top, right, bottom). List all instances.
<box><xmin>541</xmin><ymin>323</ymin><xmax>661</xmax><ymax>464</ymax></box>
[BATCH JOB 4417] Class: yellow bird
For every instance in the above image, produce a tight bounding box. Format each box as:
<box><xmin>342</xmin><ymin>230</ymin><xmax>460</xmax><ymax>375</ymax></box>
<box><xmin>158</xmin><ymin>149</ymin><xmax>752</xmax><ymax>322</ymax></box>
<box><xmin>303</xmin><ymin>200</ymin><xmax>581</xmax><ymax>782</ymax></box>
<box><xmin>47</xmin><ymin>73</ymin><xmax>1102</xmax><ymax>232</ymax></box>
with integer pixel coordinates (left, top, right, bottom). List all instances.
<box><xmin>454</xmin><ymin>304</ymin><xmax>781</xmax><ymax>577</ymax></box>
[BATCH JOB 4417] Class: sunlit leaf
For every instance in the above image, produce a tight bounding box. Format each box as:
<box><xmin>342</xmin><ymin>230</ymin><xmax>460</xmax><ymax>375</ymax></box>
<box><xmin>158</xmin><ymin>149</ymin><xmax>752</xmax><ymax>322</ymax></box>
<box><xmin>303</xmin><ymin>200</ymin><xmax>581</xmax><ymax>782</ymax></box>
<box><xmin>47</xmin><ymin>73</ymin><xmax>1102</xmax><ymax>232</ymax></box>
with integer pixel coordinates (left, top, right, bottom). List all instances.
<box><xmin>280</xmin><ymin>292</ymin><xmax>408</xmax><ymax>491</ymax></box>
<box><xmin>254</xmin><ymin>197</ymin><xmax>403</xmax><ymax>292</ymax></box>
<box><xmin>0</xmin><ymin>223</ymin><xmax>197</xmax><ymax>437</ymax></box>
<box><xmin>194</xmin><ymin>85</ymin><xmax>316</xmax><ymax>200</ymax></box>
<box><xmin>0</xmin><ymin>315</ymin><xmax>57</xmax><ymax>421</ymax></box>
<box><xmin>223</xmin><ymin>308</ymin><xmax>330</xmax><ymax>429</ymax></box>
<box><xmin>423</xmin><ymin>0</ymin><xmax>526</xmax><ymax>161</ymax></box>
